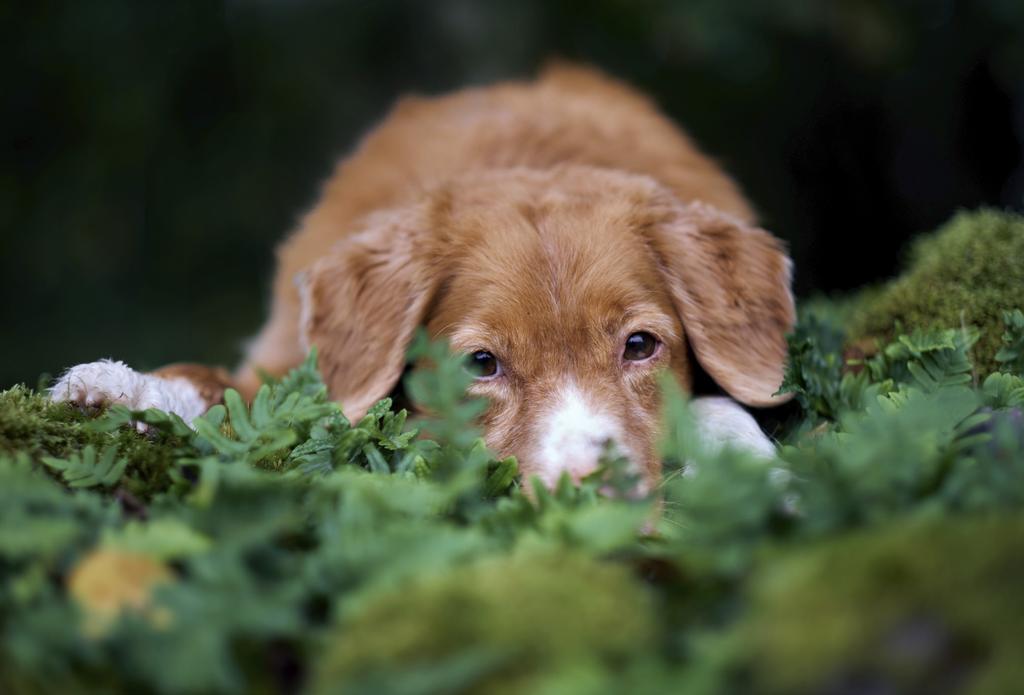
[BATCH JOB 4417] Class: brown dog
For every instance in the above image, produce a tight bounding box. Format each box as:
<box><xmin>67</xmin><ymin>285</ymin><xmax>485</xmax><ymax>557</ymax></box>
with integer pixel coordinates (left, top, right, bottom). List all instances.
<box><xmin>52</xmin><ymin>65</ymin><xmax>795</xmax><ymax>491</ymax></box>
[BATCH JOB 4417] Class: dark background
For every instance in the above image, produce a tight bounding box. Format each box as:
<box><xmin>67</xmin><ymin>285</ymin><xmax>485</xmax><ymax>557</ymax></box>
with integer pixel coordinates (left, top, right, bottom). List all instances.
<box><xmin>3</xmin><ymin>0</ymin><xmax>1023</xmax><ymax>388</ymax></box>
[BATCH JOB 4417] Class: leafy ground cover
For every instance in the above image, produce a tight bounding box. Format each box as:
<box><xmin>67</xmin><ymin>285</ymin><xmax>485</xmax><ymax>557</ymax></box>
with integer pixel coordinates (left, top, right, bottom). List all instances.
<box><xmin>2</xmin><ymin>212</ymin><xmax>1023</xmax><ymax>695</ymax></box>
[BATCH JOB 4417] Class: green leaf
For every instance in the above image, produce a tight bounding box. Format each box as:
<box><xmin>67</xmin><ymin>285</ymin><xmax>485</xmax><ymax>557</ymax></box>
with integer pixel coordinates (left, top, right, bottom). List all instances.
<box><xmin>41</xmin><ymin>444</ymin><xmax>129</xmax><ymax>488</ymax></box>
<box><xmin>995</xmin><ymin>309</ymin><xmax>1024</xmax><ymax>375</ymax></box>
<box><xmin>102</xmin><ymin>519</ymin><xmax>212</xmax><ymax>559</ymax></box>
<box><xmin>981</xmin><ymin>372</ymin><xmax>1024</xmax><ymax>409</ymax></box>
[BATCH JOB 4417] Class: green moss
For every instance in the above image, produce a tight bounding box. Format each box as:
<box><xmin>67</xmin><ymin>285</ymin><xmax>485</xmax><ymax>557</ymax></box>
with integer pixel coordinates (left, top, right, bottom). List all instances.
<box><xmin>848</xmin><ymin>208</ymin><xmax>1024</xmax><ymax>375</ymax></box>
<box><xmin>0</xmin><ymin>386</ymin><xmax>181</xmax><ymax>499</ymax></box>
<box><xmin>738</xmin><ymin>515</ymin><xmax>1024</xmax><ymax>695</ymax></box>
<box><xmin>313</xmin><ymin>550</ymin><xmax>657</xmax><ymax>695</ymax></box>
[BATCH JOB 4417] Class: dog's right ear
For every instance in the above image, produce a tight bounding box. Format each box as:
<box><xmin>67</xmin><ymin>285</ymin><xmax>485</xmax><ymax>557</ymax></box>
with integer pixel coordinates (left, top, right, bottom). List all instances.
<box><xmin>300</xmin><ymin>205</ymin><xmax>439</xmax><ymax>421</ymax></box>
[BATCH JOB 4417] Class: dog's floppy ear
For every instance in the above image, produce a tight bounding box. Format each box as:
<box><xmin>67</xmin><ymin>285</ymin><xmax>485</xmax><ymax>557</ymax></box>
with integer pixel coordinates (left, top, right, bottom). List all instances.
<box><xmin>646</xmin><ymin>199</ymin><xmax>795</xmax><ymax>406</ymax></box>
<box><xmin>299</xmin><ymin>206</ymin><xmax>439</xmax><ymax>420</ymax></box>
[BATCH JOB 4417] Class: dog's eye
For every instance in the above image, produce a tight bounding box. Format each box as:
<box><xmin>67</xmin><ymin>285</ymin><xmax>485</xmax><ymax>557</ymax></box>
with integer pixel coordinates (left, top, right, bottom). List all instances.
<box><xmin>623</xmin><ymin>332</ymin><xmax>659</xmax><ymax>361</ymax></box>
<box><xmin>466</xmin><ymin>350</ymin><xmax>501</xmax><ymax>378</ymax></box>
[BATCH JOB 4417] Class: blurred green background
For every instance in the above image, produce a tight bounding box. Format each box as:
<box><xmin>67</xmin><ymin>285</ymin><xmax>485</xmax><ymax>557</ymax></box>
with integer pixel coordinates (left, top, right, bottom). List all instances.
<box><xmin>2</xmin><ymin>0</ymin><xmax>1023</xmax><ymax>387</ymax></box>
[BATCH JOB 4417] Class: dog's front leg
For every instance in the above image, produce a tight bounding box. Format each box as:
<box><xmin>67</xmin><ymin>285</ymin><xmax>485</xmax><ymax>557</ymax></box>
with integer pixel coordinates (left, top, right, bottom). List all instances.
<box><xmin>50</xmin><ymin>360</ymin><xmax>232</xmax><ymax>430</ymax></box>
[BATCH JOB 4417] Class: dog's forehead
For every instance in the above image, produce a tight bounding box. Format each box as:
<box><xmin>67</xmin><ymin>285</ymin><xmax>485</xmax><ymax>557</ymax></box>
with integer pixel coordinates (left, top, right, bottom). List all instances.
<box><xmin>429</xmin><ymin>191</ymin><xmax>678</xmax><ymax>360</ymax></box>
<box><xmin>455</xmin><ymin>188</ymin><xmax>659</xmax><ymax>285</ymax></box>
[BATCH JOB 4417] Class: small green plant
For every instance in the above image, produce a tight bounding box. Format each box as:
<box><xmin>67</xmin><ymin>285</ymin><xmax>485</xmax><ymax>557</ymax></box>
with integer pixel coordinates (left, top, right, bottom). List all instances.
<box><xmin>41</xmin><ymin>445</ymin><xmax>128</xmax><ymax>489</ymax></box>
<box><xmin>995</xmin><ymin>308</ymin><xmax>1024</xmax><ymax>374</ymax></box>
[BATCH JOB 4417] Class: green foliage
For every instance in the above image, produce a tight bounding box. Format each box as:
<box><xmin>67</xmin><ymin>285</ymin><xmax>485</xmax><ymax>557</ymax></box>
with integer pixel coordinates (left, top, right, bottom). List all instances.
<box><xmin>849</xmin><ymin>208</ymin><xmax>1024</xmax><ymax>375</ymax></box>
<box><xmin>42</xmin><ymin>445</ymin><xmax>128</xmax><ymax>489</ymax></box>
<box><xmin>995</xmin><ymin>308</ymin><xmax>1024</xmax><ymax>374</ymax></box>
<box><xmin>863</xmin><ymin>326</ymin><xmax>978</xmax><ymax>391</ymax></box>
<box><xmin>782</xmin><ymin>385</ymin><xmax>984</xmax><ymax>534</ymax></box>
<box><xmin>313</xmin><ymin>551</ymin><xmax>656</xmax><ymax>695</ymax></box>
<box><xmin>0</xmin><ymin>454</ymin><xmax>113</xmax><ymax>562</ymax></box>
<box><xmin>981</xmin><ymin>371</ymin><xmax>1024</xmax><ymax>409</ymax></box>
<box><xmin>738</xmin><ymin>515</ymin><xmax>1024</xmax><ymax>695</ymax></box>
<box><xmin>1</xmin><ymin>305</ymin><xmax>1023</xmax><ymax>694</ymax></box>
<box><xmin>777</xmin><ymin>310</ymin><xmax>871</xmax><ymax>421</ymax></box>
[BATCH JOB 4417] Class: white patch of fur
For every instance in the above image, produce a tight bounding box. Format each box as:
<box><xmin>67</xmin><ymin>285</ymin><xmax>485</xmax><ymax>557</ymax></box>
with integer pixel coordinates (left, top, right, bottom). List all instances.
<box><xmin>50</xmin><ymin>360</ymin><xmax>207</xmax><ymax>428</ymax></box>
<box><xmin>535</xmin><ymin>383</ymin><xmax>629</xmax><ymax>488</ymax></box>
<box><xmin>689</xmin><ymin>396</ymin><xmax>776</xmax><ymax>459</ymax></box>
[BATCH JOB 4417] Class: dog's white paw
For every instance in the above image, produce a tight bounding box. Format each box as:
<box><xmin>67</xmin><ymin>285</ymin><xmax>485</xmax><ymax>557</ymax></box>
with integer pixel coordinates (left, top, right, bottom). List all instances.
<box><xmin>50</xmin><ymin>360</ymin><xmax>207</xmax><ymax>430</ymax></box>
<box><xmin>690</xmin><ymin>396</ymin><xmax>777</xmax><ymax>460</ymax></box>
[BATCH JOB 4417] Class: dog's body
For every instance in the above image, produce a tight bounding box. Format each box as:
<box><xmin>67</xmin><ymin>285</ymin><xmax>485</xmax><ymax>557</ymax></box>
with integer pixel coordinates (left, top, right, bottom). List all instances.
<box><xmin>53</xmin><ymin>65</ymin><xmax>795</xmax><ymax>490</ymax></box>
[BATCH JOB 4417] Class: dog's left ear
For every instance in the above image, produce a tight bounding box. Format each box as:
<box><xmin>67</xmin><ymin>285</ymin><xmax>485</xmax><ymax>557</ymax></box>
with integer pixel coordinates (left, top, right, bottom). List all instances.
<box><xmin>645</xmin><ymin>200</ymin><xmax>795</xmax><ymax>406</ymax></box>
<box><xmin>298</xmin><ymin>205</ymin><xmax>440</xmax><ymax>421</ymax></box>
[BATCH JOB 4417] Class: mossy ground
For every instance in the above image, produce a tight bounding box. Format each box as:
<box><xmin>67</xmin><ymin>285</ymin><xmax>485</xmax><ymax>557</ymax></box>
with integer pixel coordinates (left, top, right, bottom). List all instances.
<box><xmin>848</xmin><ymin>208</ymin><xmax>1024</xmax><ymax>375</ymax></box>
<box><xmin>0</xmin><ymin>386</ymin><xmax>182</xmax><ymax>499</ymax></box>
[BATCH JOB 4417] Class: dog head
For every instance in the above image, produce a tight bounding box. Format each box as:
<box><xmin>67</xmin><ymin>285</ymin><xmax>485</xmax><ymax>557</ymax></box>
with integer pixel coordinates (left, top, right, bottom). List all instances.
<box><xmin>301</xmin><ymin>166</ymin><xmax>794</xmax><ymax>490</ymax></box>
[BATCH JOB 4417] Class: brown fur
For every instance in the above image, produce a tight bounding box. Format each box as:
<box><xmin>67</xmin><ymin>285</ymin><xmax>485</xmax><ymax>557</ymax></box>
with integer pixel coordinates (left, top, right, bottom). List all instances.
<box><xmin>149</xmin><ymin>364</ymin><xmax>234</xmax><ymax>406</ymax></box>
<box><xmin>167</xmin><ymin>64</ymin><xmax>795</xmax><ymax>488</ymax></box>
